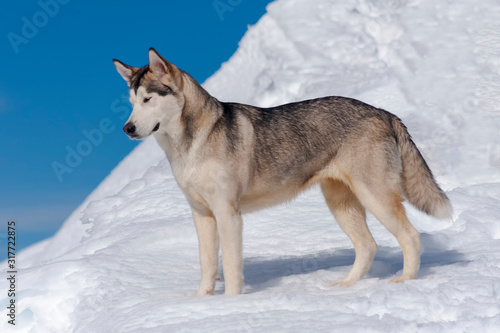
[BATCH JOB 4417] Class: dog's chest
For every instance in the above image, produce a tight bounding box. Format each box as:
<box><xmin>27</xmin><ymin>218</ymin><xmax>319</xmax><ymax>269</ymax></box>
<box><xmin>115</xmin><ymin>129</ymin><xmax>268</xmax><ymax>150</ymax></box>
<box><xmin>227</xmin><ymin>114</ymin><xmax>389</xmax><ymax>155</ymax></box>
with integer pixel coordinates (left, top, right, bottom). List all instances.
<box><xmin>156</xmin><ymin>132</ymin><xmax>238</xmax><ymax>207</ymax></box>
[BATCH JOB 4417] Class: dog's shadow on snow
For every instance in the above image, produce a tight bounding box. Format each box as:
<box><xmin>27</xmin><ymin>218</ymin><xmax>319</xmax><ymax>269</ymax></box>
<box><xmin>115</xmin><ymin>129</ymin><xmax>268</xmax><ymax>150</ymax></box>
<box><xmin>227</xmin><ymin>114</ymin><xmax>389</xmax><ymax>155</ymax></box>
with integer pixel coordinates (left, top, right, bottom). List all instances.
<box><xmin>238</xmin><ymin>233</ymin><xmax>468</xmax><ymax>290</ymax></box>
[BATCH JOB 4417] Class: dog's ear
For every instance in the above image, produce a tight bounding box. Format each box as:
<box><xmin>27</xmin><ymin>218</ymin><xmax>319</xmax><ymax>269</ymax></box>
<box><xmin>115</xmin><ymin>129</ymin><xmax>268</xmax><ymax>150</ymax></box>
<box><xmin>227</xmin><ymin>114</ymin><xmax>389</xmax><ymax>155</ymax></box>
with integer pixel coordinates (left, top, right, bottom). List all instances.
<box><xmin>148</xmin><ymin>48</ymin><xmax>181</xmax><ymax>87</ymax></box>
<box><xmin>113</xmin><ymin>59</ymin><xmax>137</xmax><ymax>87</ymax></box>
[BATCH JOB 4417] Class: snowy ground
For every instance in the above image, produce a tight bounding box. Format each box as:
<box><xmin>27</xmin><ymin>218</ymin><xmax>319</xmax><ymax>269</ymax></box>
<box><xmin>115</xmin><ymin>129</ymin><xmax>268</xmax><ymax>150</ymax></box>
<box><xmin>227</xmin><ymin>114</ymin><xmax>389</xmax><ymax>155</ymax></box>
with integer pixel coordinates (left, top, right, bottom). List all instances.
<box><xmin>3</xmin><ymin>0</ymin><xmax>500</xmax><ymax>331</ymax></box>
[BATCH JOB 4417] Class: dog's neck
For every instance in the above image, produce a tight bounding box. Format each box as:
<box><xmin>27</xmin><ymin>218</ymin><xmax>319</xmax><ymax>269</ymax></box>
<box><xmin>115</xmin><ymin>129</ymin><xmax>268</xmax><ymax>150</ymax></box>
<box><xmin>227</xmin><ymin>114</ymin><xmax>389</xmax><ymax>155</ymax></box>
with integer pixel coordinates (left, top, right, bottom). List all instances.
<box><xmin>154</xmin><ymin>72</ymin><xmax>222</xmax><ymax>158</ymax></box>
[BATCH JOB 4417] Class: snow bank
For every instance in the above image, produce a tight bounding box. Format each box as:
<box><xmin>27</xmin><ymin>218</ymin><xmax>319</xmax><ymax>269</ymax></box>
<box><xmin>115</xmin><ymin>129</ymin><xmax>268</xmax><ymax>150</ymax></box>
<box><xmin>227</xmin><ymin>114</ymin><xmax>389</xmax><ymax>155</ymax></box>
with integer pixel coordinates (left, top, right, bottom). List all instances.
<box><xmin>3</xmin><ymin>0</ymin><xmax>500</xmax><ymax>331</ymax></box>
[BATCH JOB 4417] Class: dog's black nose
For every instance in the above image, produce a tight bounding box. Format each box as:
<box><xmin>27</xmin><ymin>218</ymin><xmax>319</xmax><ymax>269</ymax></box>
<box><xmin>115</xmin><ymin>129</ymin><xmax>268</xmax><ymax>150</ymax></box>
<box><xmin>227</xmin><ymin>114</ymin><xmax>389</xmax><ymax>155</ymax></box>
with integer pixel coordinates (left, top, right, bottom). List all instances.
<box><xmin>123</xmin><ymin>122</ymin><xmax>136</xmax><ymax>135</ymax></box>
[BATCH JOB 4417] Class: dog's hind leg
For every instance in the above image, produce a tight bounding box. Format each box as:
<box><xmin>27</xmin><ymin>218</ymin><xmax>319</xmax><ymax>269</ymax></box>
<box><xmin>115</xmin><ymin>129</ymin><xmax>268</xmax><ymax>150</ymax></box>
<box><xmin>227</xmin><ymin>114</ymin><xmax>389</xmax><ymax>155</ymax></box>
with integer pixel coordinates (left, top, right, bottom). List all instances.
<box><xmin>321</xmin><ymin>178</ymin><xmax>377</xmax><ymax>287</ymax></box>
<box><xmin>353</xmin><ymin>181</ymin><xmax>420</xmax><ymax>283</ymax></box>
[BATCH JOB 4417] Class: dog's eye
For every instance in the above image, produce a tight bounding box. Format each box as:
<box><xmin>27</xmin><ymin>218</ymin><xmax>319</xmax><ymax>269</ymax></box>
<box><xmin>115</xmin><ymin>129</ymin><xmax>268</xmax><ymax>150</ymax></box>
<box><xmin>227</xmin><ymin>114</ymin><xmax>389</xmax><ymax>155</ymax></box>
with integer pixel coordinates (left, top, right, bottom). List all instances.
<box><xmin>143</xmin><ymin>97</ymin><xmax>152</xmax><ymax>103</ymax></box>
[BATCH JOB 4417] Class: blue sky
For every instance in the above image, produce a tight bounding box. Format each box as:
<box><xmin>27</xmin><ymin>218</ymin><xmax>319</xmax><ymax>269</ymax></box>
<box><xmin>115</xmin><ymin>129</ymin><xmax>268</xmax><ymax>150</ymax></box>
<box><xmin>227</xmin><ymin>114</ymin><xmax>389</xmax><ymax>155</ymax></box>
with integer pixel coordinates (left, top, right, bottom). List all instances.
<box><xmin>0</xmin><ymin>0</ymin><xmax>273</xmax><ymax>254</ymax></box>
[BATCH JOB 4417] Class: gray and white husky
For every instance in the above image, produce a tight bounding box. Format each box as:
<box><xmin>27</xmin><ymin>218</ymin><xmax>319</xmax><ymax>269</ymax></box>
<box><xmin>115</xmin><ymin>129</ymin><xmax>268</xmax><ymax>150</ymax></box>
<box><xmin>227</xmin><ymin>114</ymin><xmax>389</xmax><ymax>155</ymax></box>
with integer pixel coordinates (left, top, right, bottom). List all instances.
<box><xmin>113</xmin><ymin>48</ymin><xmax>452</xmax><ymax>296</ymax></box>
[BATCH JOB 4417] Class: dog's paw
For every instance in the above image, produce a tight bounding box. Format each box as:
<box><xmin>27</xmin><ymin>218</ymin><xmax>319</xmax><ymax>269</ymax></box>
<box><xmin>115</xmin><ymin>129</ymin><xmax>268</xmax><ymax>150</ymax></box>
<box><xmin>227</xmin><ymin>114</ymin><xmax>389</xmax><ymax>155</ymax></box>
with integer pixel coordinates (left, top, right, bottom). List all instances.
<box><xmin>331</xmin><ymin>279</ymin><xmax>357</xmax><ymax>288</ymax></box>
<box><xmin>194</xmin><ymin>289</ymin><xmax>214</xmax><ymax>297</ymax></box>
<box><xmin>389</xmin><ymin>275</ymin><xmax>414</xmax><ymax>284</ymax></box>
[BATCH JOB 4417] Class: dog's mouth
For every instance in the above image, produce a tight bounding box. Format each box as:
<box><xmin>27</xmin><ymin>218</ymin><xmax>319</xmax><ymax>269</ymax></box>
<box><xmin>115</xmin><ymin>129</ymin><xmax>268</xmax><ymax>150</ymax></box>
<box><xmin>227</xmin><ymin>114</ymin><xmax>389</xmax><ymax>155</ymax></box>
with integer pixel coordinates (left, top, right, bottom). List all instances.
<box><xmin>151</xmin><ymin>122</ymin><xmax>160</xmax><ymax>134</ymax></box>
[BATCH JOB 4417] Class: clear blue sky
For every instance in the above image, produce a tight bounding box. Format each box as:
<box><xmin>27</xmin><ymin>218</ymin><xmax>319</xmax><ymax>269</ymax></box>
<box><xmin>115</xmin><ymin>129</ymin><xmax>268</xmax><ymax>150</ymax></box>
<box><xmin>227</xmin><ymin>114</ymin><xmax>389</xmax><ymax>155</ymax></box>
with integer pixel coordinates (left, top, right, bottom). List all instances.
<box><xmin>0</xmin><ymin>0</ymin><xmax>273</xmax><ymax>255</ymax></box>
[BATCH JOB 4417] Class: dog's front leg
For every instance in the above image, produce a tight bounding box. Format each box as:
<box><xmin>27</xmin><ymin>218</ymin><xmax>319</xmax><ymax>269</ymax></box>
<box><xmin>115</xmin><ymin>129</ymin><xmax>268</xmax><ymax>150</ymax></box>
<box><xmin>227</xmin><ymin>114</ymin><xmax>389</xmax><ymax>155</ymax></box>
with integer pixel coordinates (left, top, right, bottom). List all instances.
<box><xmin>192</xmin><ymin>208</ymin><xmax>220</xmax><ymax>296</ymax></box>
<box><xmin>213</xmin><ymin>202</ymin><xmax>244</xmax><ymax>295</ymax></box>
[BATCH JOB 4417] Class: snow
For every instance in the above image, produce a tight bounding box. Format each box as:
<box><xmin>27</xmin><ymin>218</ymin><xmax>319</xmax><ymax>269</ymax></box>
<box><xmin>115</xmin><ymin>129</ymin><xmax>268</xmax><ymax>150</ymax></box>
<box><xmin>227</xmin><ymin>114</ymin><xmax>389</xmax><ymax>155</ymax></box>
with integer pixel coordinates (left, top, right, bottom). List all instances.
<box><xmin>3</xmin><ymin>0</ymin><xmax>500</xmax><ymax>331</ymax></box>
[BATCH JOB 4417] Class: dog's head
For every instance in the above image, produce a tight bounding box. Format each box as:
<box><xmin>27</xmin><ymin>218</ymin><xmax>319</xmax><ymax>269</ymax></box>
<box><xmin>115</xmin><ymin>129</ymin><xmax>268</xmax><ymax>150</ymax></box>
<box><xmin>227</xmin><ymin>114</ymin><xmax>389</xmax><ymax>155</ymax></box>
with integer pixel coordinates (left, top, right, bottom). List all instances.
<box><xmin>113</xmin><ymin>48</ymin><xmax>185</xmax><ymax>139</ymax></box>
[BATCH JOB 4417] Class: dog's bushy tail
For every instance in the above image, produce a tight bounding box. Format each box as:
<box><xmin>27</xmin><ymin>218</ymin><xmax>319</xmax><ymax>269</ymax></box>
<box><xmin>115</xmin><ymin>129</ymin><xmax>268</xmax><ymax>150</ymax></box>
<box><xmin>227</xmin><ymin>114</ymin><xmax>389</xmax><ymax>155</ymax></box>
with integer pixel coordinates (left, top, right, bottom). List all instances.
<box><xmin>390</xmin><ymin>116</ymin><xmax>452</xmax><ymax>219</ymax></box>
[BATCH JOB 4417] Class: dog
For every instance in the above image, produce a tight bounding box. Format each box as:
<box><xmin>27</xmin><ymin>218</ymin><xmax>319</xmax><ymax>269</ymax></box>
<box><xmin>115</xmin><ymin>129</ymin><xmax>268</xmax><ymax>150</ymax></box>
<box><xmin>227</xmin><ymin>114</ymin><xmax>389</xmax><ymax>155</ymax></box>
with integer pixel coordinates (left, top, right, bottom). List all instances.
<box><xmin>113</xmin><ymin>48</ymin><xmax>452</xmax><ymax>296</ymax></box>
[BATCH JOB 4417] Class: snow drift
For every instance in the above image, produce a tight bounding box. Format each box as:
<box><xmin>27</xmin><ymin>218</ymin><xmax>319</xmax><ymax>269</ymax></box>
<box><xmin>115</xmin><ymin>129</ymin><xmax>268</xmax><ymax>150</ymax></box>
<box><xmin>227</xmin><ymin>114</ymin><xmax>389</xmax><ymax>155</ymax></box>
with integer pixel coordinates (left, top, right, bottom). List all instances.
<box><xmin>3</xmin><ymin>0</ymin><xmax>500</xmax><ymax>331</ymax></box>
